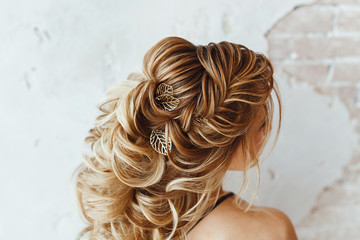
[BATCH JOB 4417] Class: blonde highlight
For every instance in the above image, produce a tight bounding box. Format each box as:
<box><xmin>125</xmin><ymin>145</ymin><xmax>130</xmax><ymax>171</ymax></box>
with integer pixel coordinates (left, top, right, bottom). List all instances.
<box><xmin>72</xmin><ymin>36</ymin><xmax>282</xmax><ymax>239</ymax></box>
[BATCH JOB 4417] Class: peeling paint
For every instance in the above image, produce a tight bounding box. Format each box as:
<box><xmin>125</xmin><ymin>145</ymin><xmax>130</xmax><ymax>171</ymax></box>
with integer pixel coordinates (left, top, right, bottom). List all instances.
<box><xmin>266</xmin><ymin>0</ymin><xmax>360</xmax><ymax>237</ymax></box>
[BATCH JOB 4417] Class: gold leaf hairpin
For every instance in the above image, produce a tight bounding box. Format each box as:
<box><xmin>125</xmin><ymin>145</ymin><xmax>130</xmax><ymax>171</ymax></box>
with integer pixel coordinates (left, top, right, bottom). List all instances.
<box><xmin>150</xmin><ymin>83</ymin><xmax>178</xmax><ymax>155</ymax></box>
<box><xmin>150</xmin><ymin>129</ymin><xmax>172</xmax><ymax>155</ymax></box>
<box><xmin>194</xmin><ymin>115</ymin><xmax>208</xmax><ymax>126</ymax></box>
<box><xmin>155</xmin><ymin>83</ymin><xmax>179</xmax><ymax>111</ymax></box>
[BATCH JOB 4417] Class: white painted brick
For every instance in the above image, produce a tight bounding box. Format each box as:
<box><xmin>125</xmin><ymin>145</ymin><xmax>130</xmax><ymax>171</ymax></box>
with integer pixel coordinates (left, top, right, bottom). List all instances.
<box><xmin>267</xmin><ymin>3</ymin><xmax>360</xmax><ymax>239</ymax></box>
<box><xmin>337</xmin><ymin>9</ymin><xmax>360</xmax><ymax>32</ymax></box>
<box><xmin>268</xmin><ymin>6</ymin><xmax>333</xmax><ymax>37</ymax></box>
<box><xmin>333</xmin><ymin>62</ymin><xmax>360</xmax><ymax>82</ymax></box>
<box><xmin>276</xmin><ymin>63</ymin><xmax>329</xmax><ymax>84</ymax></box>
<box><xmin>268</xmin><ymin>37</ymin><xmax>360</xmax><ymax>60</ymax></box>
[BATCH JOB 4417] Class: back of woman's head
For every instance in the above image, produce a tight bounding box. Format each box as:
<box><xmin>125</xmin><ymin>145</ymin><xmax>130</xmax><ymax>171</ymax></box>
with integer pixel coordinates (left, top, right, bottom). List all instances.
<box><xmin>72</xmin><ymin>36</ymin><xmax>281</xmax><ymax>240</ymax></box>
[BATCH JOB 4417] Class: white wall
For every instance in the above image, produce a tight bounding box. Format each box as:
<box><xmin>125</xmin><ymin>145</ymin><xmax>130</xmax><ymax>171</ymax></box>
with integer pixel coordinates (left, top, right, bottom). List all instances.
<box><xmin>3</xmin><ymin>0</ymin><xmax>358</xmax><ymax>239</ymax></box>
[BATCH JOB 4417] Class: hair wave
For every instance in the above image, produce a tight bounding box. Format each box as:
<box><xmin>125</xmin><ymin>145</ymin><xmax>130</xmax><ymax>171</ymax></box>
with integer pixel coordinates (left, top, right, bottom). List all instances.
<box><xmin>72</xmin><ymin>36</ymin><xmax>282</xmax><ymax>240</ymax></box>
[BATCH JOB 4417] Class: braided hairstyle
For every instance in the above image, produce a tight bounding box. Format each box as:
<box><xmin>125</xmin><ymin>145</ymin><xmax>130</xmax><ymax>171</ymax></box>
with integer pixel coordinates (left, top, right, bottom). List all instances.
<box><xmin>72</xmin><ymin>36</ymin><xmax>281</xmax><ymax>240</ymax></box>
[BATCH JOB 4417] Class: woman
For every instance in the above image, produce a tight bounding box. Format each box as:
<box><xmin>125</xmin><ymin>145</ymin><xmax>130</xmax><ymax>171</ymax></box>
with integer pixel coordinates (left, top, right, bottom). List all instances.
<box><xmin>72</xmin><ymin>36</ymin><xmax>298</xmax><ymax>239</ymax></box>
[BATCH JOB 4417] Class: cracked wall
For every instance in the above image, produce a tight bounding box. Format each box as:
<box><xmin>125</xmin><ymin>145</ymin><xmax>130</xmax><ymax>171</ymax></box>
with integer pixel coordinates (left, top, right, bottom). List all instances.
<box><xmin>265</xmin><ymin>0</ymin><xmax>360</xmax><ymax>239</ymax></box>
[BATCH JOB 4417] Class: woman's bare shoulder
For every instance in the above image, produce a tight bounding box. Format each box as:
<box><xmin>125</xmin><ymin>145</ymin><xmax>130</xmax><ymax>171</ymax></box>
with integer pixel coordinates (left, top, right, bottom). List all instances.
<box><xmin>187</xmin><ymin>196</ymin><xmax>298</xmax><ymax>240</ymax></box>
<box><xmin>232</xmin><ymin>205</ymin><xmax>299</xmax><ymax>240</ymax></box>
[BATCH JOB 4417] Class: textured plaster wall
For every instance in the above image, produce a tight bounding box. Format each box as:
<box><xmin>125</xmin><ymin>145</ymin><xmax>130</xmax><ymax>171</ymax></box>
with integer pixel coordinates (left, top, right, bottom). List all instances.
<box><xmin>1</xmin><ymin>0</ymin><xmax>359</xmax><ymax>239</ymax></box>
<box><xmin>267</xmin><ymin>0</ymin><xmax>360</xmax><ymax>239</ymax></box>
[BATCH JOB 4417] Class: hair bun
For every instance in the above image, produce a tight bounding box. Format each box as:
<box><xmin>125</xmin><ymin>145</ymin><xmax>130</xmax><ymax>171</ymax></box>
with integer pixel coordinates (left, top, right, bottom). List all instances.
<box><xmin>73</xmin><ymin>36</ymin><xmax>281</xmax><ymax>240</ymax></box>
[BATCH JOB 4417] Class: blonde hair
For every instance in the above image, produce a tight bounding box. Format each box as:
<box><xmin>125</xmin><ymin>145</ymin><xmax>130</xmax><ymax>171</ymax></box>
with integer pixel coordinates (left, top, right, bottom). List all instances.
<box><xmin>71</xmin><ymin>36</ymin><xmax>282</xmax><ymax>240</ymax></box>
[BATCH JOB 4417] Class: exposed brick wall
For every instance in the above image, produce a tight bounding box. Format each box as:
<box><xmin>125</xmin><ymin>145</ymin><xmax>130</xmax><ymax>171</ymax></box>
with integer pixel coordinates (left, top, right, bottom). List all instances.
<box><xmin>266</xmin><ymin>0</ymin><xmax>360</xmax><ymax>239</ymax></box>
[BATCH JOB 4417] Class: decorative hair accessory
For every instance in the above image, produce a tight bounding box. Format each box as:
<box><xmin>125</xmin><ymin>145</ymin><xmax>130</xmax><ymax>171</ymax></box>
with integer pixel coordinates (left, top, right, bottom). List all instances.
<box><xmin>150</xmin><ymin>83</ymin><xmax>179</xmax><ymax>155</ymax></box>
<box><xmin>194</xmin><ymin>115</ymin><xmax>208</xmax><ymax>126</ymax></box>
<box><xmin>150</xmin><ymin>129</ymin><xmax>172</xmax><ymax>155</ymax></box>
<box><xmin>155</xmin><ymin>83</ymin><xmax>180</xmax><ymax>111</ymax></box>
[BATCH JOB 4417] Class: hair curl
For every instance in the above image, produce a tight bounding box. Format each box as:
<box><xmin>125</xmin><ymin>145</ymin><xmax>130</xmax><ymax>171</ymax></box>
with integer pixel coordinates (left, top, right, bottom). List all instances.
<box><xmin>72</xmin><ymin>36</ymin><xmax>282</xmax><ymax>240</ymax></box>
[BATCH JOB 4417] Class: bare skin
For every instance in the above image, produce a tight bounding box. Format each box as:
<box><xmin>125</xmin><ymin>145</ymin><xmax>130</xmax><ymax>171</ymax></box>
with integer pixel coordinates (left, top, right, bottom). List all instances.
<box><xmin>187</xmin><ymin>114</ymin><xmax>298</xmax><ymax>240</ymax></box>
<box><xmin>186</xmin><ymin>191</ymin><xmax>298</xmax><ymax>240</ymax></box>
